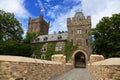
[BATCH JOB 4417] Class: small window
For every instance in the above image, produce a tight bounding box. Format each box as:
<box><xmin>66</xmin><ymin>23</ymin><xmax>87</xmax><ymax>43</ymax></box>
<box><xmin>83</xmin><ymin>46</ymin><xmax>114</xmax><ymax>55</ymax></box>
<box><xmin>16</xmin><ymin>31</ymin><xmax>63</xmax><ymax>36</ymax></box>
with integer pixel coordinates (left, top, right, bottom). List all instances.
<box><xmin>44</xmin><ymin>37</ymin><xmax>48</xmax><ymax>41</ymax></box>
<box><xmin>71</xmin><ymin>30</ymin><xmax>73</xmax><ymax>34</ymax></box>
<box><xmin>41</xmin><ymin>54</ymin><xmax>46</xmax><ymax>59</ymax></box>
<box><xmin>35</xmin><ymin>38</ymin><xmax>40</xmax><ymax>42</ymax></box>
<box><xmin>41</xmin><ymin>48</ymin><xmax>47</xmax><ymax>52</ymax></box>
<box><xmin>58</xmin><ymin>35</ymin><xmax>62</xmax><ymax>39</ymax></box>
<box><xmin>55</xmin><ymin>46</ymin><xmax>62</xmax><ymax>51</ymax></box>
<box><xmin>77</xmin><ymin>29</ymin><xmax>82</xmax><ymax>34</ymax></box>
<box><xmin>86</xmin><ymin>39</ymin><xmax>88</xmax><ymax>46</ymax></box>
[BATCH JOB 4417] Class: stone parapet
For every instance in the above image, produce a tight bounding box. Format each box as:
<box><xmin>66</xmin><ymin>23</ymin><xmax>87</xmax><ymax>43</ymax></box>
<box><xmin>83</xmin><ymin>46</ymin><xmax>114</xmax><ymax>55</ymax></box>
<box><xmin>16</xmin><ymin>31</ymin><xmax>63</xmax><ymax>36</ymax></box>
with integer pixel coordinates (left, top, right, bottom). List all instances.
<box><xmin>89</xmin><ymin>54</ymin><xmax>104</xmax><ymax>64</ymax></box>
<box><xmin>87</xmin><ymin>58</ymin><xmax>120</xmax><ymax>80</ymax></box>
<box><xmin>0</xmin><ymin>55</ymin><xmax>73</xmax><ymax>80</ymax></box>
<box><xmin>51</xmin><ymin>54</ymin><xmax>66</xmax><ymax>64</ymax></box>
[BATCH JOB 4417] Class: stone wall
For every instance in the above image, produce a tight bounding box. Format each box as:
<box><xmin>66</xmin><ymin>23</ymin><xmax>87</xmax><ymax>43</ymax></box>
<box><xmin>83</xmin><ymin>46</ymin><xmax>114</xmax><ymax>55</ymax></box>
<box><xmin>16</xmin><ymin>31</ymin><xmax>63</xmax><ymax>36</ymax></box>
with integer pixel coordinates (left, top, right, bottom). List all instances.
<box><xmin>89</xmin><ymin>54</ymin><xmax>104</xmax><ymax>63</ymax></box>
<box><xmin>87</xmin><ymin>58</ymin><xmax>120</xmax><ymax>80</ymax></box>
<box><xmin>28</xmin><ymin>15</ymin><xmax>49</xmax><ymax>35</ymax></box>
<box><xmin>0</xmin><ymin>56</ymin><xmax>73</xmax><ymax>80</ymax></box>
<box><xmin>51</xmin><ymin>54</ymin><xmax>66</xmax><ymax>64</ymax></box>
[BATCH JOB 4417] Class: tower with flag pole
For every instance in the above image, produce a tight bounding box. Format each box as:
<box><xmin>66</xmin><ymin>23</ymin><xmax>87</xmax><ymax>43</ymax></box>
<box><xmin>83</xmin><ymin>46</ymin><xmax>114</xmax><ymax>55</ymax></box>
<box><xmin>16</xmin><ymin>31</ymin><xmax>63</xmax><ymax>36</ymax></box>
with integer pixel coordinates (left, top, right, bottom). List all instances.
<box><xmin>27</xmin><ymin>0</ymin><xmax>50</xmax><ymax>34</ymax></box>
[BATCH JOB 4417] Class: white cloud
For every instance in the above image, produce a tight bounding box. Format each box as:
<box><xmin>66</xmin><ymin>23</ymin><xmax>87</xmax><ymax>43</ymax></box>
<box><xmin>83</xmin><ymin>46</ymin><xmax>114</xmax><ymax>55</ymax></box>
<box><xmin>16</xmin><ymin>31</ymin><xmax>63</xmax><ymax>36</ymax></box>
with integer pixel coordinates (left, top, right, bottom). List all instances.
<box><xmin>37</xmin><ymin>0</ymin><xmax>43</xmax><ymax>7</ymax></box>
<box><xmin>46</xmin><ymin>5</ymin><xmax>61</xmax><ymax>19</ymax></box>
<box><xmin>46</xmin><ymin>0</ymin><xmax>51</xmax><ymax>2</ymax></box>
<box><xmin>0</xmin><ymin>0</ymin><xmax>32</xmax><ymax>37</ymax></box>
<box><xmin>81</xmin><ymin>0</ymin><xmax>120</xmax><ymax>28</ymax></box>
<box><xmin>49</xmin><ymin>5</ymin><xmax>82</xmax><ymax>34</ymax></box>
<box><xmin>47</xmin><ymin>11</ymin><xmax>56</xmax><ymax>19</ymax></box>
<box><xmin>17</xmin><ymin>18</ymin><xmax>28</xmax><ymax>38</ymax></box>
<box><xmin>49</xmin><ymin>0</ymin><xmax>120</xmax><ymax>34</ymax></box>
<box><xmin>0</xmin><ymin>0</ymin><xmax>30</xmax><ymax>18</ymax></box>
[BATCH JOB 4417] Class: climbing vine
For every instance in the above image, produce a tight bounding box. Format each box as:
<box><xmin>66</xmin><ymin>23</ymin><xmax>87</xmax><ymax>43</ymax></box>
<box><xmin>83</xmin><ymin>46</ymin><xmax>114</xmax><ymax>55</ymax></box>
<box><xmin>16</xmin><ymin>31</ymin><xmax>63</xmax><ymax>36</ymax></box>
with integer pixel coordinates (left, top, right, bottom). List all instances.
<box><xmin>32</xmin><ymin>40</ymin><xmax>78</xmax><ymax>61</ymax></box>
<box><xmin>64</xmin><ymin>40</ymin><xmax>78</xmax><ymax>61</ymax></box>
<box><xmin>45</xmin><ymin>42</ymin><xmax>57</xmax><ymax>60</ymax></box>
<box><xmin>31</xmin><ymin>43</ymin><xmax>44</xmax><ymax>58</ymax></box>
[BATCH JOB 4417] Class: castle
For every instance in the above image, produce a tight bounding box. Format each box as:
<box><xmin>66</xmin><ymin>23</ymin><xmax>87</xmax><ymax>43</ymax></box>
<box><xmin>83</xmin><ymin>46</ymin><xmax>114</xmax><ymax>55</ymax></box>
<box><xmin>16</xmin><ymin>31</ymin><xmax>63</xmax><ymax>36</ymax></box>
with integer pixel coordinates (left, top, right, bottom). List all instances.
<box><xmin>28</xmin><ymin>12</ymin><xmax>92</xmax><ymax>68</ymax></box>
<box><xmin>28</xmin><ymin>15</ymin><xmax>50</xmax><ymax>35</ymax></box>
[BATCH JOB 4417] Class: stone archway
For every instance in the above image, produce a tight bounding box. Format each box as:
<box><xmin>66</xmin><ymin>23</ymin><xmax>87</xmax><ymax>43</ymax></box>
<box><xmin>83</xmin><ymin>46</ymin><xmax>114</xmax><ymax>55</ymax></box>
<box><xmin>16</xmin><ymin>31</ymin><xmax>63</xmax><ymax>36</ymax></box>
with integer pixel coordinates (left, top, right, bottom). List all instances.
<box><xmin>75</xmin><ymin>52</ymin><xmax>86</xmax><ymax>68</ymax></box>
<box><xmin>72</xmin><ymin>50</ymin><xmax>88</xmax><ymax>68</ymax></box>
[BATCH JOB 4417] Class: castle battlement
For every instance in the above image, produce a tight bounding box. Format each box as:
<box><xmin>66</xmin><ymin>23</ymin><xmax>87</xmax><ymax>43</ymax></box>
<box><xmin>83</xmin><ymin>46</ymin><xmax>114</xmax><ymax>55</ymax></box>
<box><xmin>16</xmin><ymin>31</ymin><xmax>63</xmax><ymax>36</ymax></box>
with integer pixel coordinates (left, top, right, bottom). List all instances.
<box><xmin>67</xmin><ymin>12</ymin><xmax>92</xmax><ymax>60</ymax></box>
<box><xmin>28</xmin><ymin>15</ymin><xmax>50</xmax><ymax>35</ymax></box>
<box><xmin>67</xmin><ymin>12</ymin><xmax>91</xmax><ymax>27</ymax></box>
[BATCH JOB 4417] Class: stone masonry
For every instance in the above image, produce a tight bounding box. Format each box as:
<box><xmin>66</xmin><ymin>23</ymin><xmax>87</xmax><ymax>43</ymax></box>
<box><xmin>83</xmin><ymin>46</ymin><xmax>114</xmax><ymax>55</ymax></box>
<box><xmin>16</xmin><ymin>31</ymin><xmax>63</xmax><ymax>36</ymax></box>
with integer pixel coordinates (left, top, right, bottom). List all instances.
<box><xmin>87</xmin><ymin>57</ymin><xmax>120</xmax><ymax>80</ymax></box>
<box><xmin>0</xmin><ymin>55</ymin><xmax>73</xmax><ymax>80</ymax></box>
<box><xmin>29</xmin><ymin>12</ymin><xmax>93</xmax><ymax>68</ymax></box>
<box><xmin>67</xmin><ymin>12</ymin><xmax>92</xmax><ymax>61</ymax></box>
<box><xmin>28</xmin><ymin>15</ymin><xmax>50</xmax><ymax>35</ymax></box>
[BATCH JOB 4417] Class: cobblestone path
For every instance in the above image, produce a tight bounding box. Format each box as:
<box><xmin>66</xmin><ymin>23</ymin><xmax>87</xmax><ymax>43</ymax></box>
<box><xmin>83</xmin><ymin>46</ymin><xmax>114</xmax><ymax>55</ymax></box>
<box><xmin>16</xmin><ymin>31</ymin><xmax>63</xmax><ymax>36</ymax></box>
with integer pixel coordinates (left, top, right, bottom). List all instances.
<box><xmin>50</xmin><ymin>68</ymin><xmax>94</xmax><ymax>80</ymax></box>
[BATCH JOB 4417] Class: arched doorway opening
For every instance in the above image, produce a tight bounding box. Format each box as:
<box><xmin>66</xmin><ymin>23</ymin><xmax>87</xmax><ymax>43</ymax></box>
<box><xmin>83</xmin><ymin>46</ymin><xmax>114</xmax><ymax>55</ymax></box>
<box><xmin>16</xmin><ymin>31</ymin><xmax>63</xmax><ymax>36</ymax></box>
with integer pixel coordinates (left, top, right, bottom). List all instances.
<box><xmin>75</xmin><ymin>52</ymin><xmax>86</xmax><ymax>68</ymax></box>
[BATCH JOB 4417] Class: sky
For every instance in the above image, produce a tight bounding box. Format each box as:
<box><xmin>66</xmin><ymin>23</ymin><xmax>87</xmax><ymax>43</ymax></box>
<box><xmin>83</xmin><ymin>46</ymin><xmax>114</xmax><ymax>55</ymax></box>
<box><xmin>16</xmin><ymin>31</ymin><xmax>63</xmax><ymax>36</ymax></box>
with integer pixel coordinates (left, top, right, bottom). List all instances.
<box><xmin>0</xmin><ymin>0</ymin><xmax>120</xmax><ymax>36</ymax></box>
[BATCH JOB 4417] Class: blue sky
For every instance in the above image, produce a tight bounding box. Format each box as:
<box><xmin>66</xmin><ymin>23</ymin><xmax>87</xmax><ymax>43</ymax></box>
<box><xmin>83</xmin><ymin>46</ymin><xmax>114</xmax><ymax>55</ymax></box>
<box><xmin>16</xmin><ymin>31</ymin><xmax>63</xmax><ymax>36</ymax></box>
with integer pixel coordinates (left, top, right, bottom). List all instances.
<box><xmin>0</xmin><ymin>0</ymin><xmax>120</xmax><ymax>36</ymax></box>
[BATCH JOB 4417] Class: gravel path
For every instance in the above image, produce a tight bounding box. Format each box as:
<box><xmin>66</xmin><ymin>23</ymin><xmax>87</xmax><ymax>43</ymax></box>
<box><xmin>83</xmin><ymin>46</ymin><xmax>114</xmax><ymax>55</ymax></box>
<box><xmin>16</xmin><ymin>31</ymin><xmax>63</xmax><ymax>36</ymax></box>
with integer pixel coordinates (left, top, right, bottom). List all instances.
<box><xmin>50</xmin><ymin>68</ymin><xmax>94</xmax><ymax>80</ymax></box>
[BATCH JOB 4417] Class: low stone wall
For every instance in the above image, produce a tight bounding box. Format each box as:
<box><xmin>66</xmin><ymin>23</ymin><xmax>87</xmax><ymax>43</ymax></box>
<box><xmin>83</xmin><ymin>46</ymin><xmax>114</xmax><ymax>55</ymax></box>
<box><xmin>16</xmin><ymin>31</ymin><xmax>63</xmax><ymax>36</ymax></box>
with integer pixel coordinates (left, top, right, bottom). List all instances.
<box><xmin>89</xmin><ymin>54</ymin><xmax>104</xmax><ymax>63</ymax></box>
<box><xmin>0</xmin><ymin>56</ymin><xmax>73</xmax><ymax>80</ymax></box>
<box><xmin>87</xmin><ymin>58</ymin><xmax>120</xmax><ymax>80</ymax></box>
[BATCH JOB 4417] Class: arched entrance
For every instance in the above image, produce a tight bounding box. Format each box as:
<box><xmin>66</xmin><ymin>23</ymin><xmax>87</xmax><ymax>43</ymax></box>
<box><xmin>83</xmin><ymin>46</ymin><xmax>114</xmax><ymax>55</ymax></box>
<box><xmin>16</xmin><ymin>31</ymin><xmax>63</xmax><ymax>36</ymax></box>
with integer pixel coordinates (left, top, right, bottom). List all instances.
<box><xmin>74</xmin><ymin>52</ymin><xmax>86</xmax><ymax>68</ymax></box>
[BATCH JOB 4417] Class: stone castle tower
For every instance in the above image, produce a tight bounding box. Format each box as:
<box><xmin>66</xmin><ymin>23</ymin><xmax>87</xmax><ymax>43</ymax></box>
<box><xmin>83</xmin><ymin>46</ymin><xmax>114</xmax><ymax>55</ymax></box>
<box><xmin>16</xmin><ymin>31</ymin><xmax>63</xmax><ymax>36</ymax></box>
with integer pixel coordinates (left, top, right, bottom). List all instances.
<box><xmin>67</xmin><ymin>12</ymin><xmax>92</xmax><ymax>66</ymax></box>
<box><xmin>28</xmin><ymin>15</ymin><xmax>50</xmax><ymax>35</ymax></box>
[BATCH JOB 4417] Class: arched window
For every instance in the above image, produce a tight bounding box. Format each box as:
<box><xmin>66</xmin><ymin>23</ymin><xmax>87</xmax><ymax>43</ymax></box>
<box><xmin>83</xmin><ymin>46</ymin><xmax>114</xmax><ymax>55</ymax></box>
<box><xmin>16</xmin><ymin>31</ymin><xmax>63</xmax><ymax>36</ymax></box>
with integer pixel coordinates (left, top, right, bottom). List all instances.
<box><xmin>43</xmin><ymin>37</ymin><xmax>48</xmax><ymax>41</ymax></box>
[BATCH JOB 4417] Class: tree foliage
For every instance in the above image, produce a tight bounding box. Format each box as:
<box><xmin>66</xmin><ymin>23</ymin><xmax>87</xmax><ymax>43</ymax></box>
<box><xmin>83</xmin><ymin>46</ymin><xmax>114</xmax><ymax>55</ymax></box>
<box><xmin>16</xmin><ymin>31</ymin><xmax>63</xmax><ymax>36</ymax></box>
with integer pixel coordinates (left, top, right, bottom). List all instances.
<box><xmin>92</xmin><ymin>14</ymin><xmax>120</xmax><ymax>57</ymax></box>
<box><xmin>0</xmin><ymin>40</ymin><xmax>32</xmax><ymax>57</ymax></box>
<box><xmin>23</xmin><ymin>32</ymin><xmax>42</xmax><ymax>43</ymax></box>
<box><xmin>0</xmin><ymin>10</ymin><xmax>23</xmax><ymax>41</ymax></box>
<box><xmin>0</xmin><ymin>10</ymin><xmax>32</xmax><ymax>57</ymax></box>
<box><xmin>32</xmin><ymin>40</ymin><xmax>77</xmax><ymax>61</ymax></box>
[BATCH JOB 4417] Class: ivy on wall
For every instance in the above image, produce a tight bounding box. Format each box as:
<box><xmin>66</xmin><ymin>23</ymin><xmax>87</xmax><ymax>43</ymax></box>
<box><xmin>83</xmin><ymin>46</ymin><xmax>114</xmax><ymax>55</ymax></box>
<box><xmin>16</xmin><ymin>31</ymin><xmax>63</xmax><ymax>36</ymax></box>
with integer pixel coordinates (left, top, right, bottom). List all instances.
<box><xmin>32</xmin><ymin>40</ymin><xmax>78</xmax><ymax>61</ymax></box>
<box><xmin>64</xmin><ymin>41</ymin><xmax>78</xmax><ymax>61</ymax></box>
<box><xmin>45</xmin><ymin>42</ymin><xmax>57</xmax><ymax>60</ymax></box>
<box><xmin>31</xmin><ymin>43</ymin><xmax>44</xmax><ymax>58</ymax></box>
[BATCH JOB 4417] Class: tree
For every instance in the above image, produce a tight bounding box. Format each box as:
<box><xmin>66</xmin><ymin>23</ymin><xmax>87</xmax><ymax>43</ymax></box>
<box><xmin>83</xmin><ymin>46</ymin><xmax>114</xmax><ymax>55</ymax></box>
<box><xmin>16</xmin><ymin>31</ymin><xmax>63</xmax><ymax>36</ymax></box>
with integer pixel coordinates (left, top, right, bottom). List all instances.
<box><xmin>0</xmin><ymin>40</ymin><xmax>33</xmax><ymax>57</ymax></box>
<box><xmin>0</xmin><ymin>10</ymin><xmax>33</xmax><ymax>57</ymax></box>
<box><xmin>23</xmin><ymin>32</ymin><xmax>42</xmax><ymax>43</ymax></box>
<box><xmin>0</xmin><ymin>10</ymin><xmax>23</xmax><ymax>42</ymax></box>
<box><xmin>92</xmin><ymin>14</ymin><xmax>120</xmax><ymax>57</ymax></box>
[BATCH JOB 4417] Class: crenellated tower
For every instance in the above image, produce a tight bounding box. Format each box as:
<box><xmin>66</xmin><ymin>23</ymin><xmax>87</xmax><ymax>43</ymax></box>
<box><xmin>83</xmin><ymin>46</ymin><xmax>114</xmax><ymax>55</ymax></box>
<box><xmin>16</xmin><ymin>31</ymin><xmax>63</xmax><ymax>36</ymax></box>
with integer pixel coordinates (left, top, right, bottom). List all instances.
<box><xmin>67</xmin><ymin>12</ymin><xmax>92</xmax><ymax>60</ymax></box>
<box><xmin>28</xmin><ymin>15</ymin><xmax>50</xmax><ymax>35</ymax></box>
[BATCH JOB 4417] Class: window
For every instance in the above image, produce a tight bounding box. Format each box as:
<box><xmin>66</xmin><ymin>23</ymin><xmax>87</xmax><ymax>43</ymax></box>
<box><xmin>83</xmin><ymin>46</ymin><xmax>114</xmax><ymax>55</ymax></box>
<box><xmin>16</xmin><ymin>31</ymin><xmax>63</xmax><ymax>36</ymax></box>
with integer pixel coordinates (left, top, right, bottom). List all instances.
<box><xmin>77</xmin><ymin>29</ymin><xmax>82</xmax><ymax>34</ymax></box>
<box><xmin>41</xmin><ymin>48</ymin><xmax>47</xmax><ymax>52</ymax></box>
<box><xmin>77</xmin><ymin>40</ymin><xmax>81</xmax><ymax>46</ymax></box>
<box><xmin>44</xmin><ymin>37</ymin><xmax>48</xmax><ymax>41</ymax></box>
<box><xmin>86</xmin><ymin>39</ymin><xmax>88</xmax><ymax>46</ymax></box>
<box><xmin>55</xmin><ymin>46</ymin><xmax>62</xmax><ymax>51</ymax></box>
<box><xmin>58</xmin><ymin>35</ymin><xmax>62</xmax><ymax>40</ymax></box>
<box><xmin>71</xmin><ymin>30</ymin><xmax>73</xmax><ymax>34</ymax></box>
<box><xmin>41</xmin><ymin>54</ymin><xmax>46</xmax><ymax>59</ymax></box>
<box><xmin>35</xmin><ymin>38</ymin><xmax>40</xmax><ymax>42</ymax></box>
